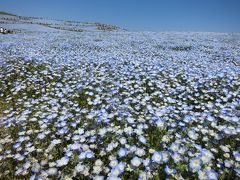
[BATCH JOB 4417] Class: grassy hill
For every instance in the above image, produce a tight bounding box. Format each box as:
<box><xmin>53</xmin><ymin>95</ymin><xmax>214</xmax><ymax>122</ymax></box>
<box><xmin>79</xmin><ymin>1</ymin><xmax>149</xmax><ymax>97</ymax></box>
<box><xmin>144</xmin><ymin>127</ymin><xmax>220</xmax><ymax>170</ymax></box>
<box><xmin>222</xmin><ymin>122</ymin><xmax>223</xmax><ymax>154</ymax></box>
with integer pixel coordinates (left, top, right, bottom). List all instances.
<box><xmin>0</xmin><ymin>11</ymin><xmax>17</xmax><ymax>16</ymax></box>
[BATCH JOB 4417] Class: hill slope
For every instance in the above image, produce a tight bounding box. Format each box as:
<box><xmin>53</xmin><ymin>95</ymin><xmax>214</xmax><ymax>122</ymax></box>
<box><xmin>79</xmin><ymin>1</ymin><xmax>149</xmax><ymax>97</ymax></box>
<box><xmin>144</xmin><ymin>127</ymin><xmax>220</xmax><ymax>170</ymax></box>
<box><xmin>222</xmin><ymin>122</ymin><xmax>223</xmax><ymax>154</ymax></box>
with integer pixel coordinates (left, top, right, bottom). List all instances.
<box><xmin>0</xmin><ymin>11</ymin><xmax>123</xmax><ymax>32</ymax></box>
<box><xmin>0</xmin><ymin>11</ymin><xmax>17</xmax><ymax>16</ymax></box>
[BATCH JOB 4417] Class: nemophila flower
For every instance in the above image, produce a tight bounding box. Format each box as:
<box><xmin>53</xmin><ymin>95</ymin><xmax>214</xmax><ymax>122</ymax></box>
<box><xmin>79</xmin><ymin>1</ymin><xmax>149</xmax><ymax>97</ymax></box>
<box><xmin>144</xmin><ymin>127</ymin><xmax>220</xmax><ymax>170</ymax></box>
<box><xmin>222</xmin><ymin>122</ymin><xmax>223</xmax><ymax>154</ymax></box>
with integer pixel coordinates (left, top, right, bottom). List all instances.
<box><xmin>224</xmin><ymin>160</ymin><xmax>233</xmax><ymax>168</ymax></box>
<box><xmin>136</xmin><ymin>148</ymin><xmax>146</xmax><ymax>157</ymax></box>
<box><xmin>183</xmin><ymin>115</ymin><xmax>194</xmax><ymax>123</ymax></box>
<box><xmin>15</xmin><ymin>168</ymin><xmax>24</xmax><ymax>176</ymax></box>
<box><xmin>93</xmin><ymin>176</ymin><xmax>104</xmax><ymax>180</ymax></box>
<box><xmin>17</xmin><ymin>136</ymin><xmax>25</xmax><ymax>142</ymax></box>
<box><xmin>234</xmin><ymin>168</ymin><xmax>240</xmax><ymax>175</ymax></box>
<box><xmin>138</xmin><ymin>171</ymin><xmax>147</xmax><ymax>180</ymax></box>
<box><xmin>75</xmin><ymin>163</ymin><xmax>85</xmax><ymax>173</ymax></box>
<box><xmin>72</xmin><ymin>134</ymin><xmax>80</xmax><ymax>141</ymax></box>
<box><xmin>161</xmin><ymin>151</ymin><xmax>170</xmax><ymax>163</ymax></box>
<box><xmin>172</xmin><ymin>153</ymin><xmax>183</xmax><ymax>163</ymax></box>
<box><xmin>23</xmin><ymin>161</ymin><xmax>31</xmax><ymax>170</ymax></box>
<box><xmin>188</xmin><ymin>129</ymin><xmax>199</xmax><ymax>140</ymax></box>
<box><xmin>233</xmin><ymin>151</ymin><xmax>240</xmax><ymax>162</ymax></box>
<box><xmin>198</xmin><ymin>170</ymin><xmax>208</xmax><ymax>180</ymax></box>
<box><xmin>86</xmin><ymin>113</ymin><xmax>94</xmax><ymax>119</ymax></box>
<box><xmin>95</xmin><ymin>159</ymin><xmax>103</xmax><ymax>166</ymax></box>
<box><xmin>124</xmin><ymin>126</ymin><xmax>134</xmax><ymax>135</ymax></box>
<box><xmin>119</xmin><ymin>137</ymin><xmax>127</xmax><ymax>144</ymax></box>
<box><xmin>201</xmin><ymin>149</ymin><xmax>214</xmax><ymax>164</ymax></box>
<box><xmin>207</xmin><ymin>115</ymin><xmax>215</xmax><ymax>122</ymax></box>
<box><xmin>109</xmin><ymin>159</ymin><xmax>118</xmax><ymax>168</ymax></box>
<box><xmin>85</xmin><ymin>151</ymin><xmax>94</xmax><ymax>158</ymax></box>
<box><xmin>223</xmin><ymin>127</ymin><xmax>236</xmax><ymax>135</ymax></box>
<box><xmin>31</xmin><ymin>163</ymin><xmax>41</xmax><ymax>173</ymax></box>
<box><xmin>56</xmin><ymin>156</ymin><xmax>69</xmax><ymax>167</ymax></box>
<box><xmin>107</xmin><ymin>143</ymin><xmax>115</xmax><ymax>152</ymax></box>
<box><xmin>57</xmin><ymin>128</ymin><xmax>68</xmax><ymax>135</ymax></box>
<box><xmin>169</xmin><ymin>142</ymin><xmax>180</xmax><ymax>152</ymax></box>
<box><xmin>134</xmin><ymin>127</ymin><xmax>143</xmax><ymax>135</ymax></box>
<box><xmin>77</xmin><ymin>128</ymin><xmax>84</xmax><ymax>135</ymax></box>
<box><xmin>58</xmin><ymin>120</ymin><xmax>67</xmax><ymax>127</ymax></box>
<box><xmin>13</xmin><ymin>142</ymin><xmax>21</xmax><ymax>149</ymax></box>
<box><xmin>71</xmin><ymin>143</ymin><xmax>81</xmax><ymax>150</ymax></box>
<box><xmin>189</xmin><ymin>157</ymin><xmax>202</xmax><ymax>172</ymax></box>
<box><xmin>142</xmin><ymin>158</ymin><xmax>150</xmax><ymax>167</ymax></box>
<box><xmin>152</xmin><ymin>151</ymin><xmax>162</xmax><ymax>164</ymax></box>
<box><xmin>82</xmin><ymin>144</ymin><xmax>90</xmax><ymax>151</ymax></box>
<box><xmin>155</xmin><ymin>109</ymin><xmax>164</xmax><ymax>117</ymax></box>
<box><xmin>110</xmin><ymin>167</ymin><xmax>121</xmax><ymax>177</ymax></box>
<box><xmin>40</xmin><ymin>160</ymin><xmax>48</xmax><ymax>166</ymax></box>
<box><xmin>129</xmin><ymin>145</ymin><xmax>137</xmax><ymax>152</ymax></box>
<box><xmin>37</xmin><ymin>133</ymin><xmax>46</xmax><ymax>139</ymax></box>
<box><xmin>165</xmin><ymin>165</ymin><xmax>176</xmax><ymax>175</ymax></box>
<box><xmin>107</xmin><ymin>176</ymin><xmax>121</xmax><ymax>180</ymax></box>
<box><xmin>138</xmin><ymin>135</ymin><xmax>147</xmax><ymax>144</ymax></box>
<box><xmin>236</xmin><ymin>127</ymin><xmax>240</xmax><ymax>133</ymax></box>
<box><xmin>93</xmin><ymin>165</ymin><xmax>102</xmax><ymax>174</ymax></box>
<box><xmin>231</xmin><ymin>116</ymin><xmax>239</xmax><ymax>123</ymax></box>
<box><xmin>29</xmin><ymin>174</ymin><xmax>37</xmax><ymax>180</ymax></box>
<box><xmin>82</xmin><ymin>166</ymin><xmax>90</xmax><ymax>176</ymax></box>
<box><xmin>156</xmin><ymin>119</ymin><xmax>165</xmax><ymax>128</ymax></box>
<box><xmin>47</xmin><ymin>168</ymin><xmax>58</xmax><ymax>176</ymax></box>
<box><xmin>178</xmin><ymin>146</ymin><xmax>187</xmax><ymax>155</ymax></box>
<box><xmin>206</xmin><ymin>170</ymin><xmax>218</xmax><ymax>180</ymax></box>
<box><xmin>66</xmin><ymin>150</ymin><xmax>73</xmax><ymax>157</ymax></box>
<box><xmin>78</xmin><ymin>152</ymin><xmax>86</xmax><ymax>160</ymax></box>
<box><xmin>117</xmin><ymin>148</ymin><xmax>127</xmax><ymax>157</ymax></box>
<box><xmin>14</xmin><ymin>153</ymin><xmax>25</xmax><ymax>161</ymax></box>
<box><xmin>127</xmin><ymin>117</ymin><xmax>135</xmax><ymax>124</ymax></box>
<box><xmin>131</xmin><ymin>157</ymin><xmax>142</xmax><ymax>167</ymax></box>
<box><xmin>116</xmin><ymin>162</ymin><xmax>126</xmax><ymax>173</ymax></box>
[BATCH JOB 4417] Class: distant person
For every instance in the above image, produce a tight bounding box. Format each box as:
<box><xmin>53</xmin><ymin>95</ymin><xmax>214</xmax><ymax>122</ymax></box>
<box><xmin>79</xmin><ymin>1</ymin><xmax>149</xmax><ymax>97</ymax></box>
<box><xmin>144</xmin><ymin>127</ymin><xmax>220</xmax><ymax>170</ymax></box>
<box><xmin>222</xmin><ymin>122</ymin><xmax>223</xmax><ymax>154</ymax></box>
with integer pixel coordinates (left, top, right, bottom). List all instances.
<box><xmin>0</xmin><ymin>27</ymin><xmax>4</xmax><ymax>33</ymax></box>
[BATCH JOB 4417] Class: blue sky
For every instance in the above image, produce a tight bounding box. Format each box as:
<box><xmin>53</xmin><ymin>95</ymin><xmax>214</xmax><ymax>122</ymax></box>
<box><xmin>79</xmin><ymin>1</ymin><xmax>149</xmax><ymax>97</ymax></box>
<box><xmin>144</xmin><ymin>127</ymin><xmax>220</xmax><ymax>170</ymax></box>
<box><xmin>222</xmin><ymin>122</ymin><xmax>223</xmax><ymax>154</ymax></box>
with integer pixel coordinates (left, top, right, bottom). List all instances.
<box><xmin>0</xmin><ymin>0</ymin><xmax>240</xmax><ymax>32</ymax></box>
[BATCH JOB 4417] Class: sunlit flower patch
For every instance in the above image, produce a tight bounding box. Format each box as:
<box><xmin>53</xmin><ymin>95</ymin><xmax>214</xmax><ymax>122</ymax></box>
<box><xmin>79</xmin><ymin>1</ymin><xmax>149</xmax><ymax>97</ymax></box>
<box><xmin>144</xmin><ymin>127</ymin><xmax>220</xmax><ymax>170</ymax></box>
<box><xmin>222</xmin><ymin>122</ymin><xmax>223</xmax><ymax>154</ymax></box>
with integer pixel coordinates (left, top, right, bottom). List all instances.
<box><xmin>0</xmin><ymin>30</ymin><xmax>240</xmax><ymax>179</ymax></box>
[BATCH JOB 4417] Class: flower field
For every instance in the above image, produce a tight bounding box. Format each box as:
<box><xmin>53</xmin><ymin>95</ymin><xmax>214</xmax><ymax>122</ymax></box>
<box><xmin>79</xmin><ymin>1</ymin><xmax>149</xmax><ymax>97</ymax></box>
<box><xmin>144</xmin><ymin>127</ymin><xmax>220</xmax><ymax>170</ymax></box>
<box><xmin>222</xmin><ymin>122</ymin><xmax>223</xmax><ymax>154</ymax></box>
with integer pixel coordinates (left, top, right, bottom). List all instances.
<box><xmin>0</xmin><ymin>21</ymin><xmax>240</xmax><ymax>179</ymax></box>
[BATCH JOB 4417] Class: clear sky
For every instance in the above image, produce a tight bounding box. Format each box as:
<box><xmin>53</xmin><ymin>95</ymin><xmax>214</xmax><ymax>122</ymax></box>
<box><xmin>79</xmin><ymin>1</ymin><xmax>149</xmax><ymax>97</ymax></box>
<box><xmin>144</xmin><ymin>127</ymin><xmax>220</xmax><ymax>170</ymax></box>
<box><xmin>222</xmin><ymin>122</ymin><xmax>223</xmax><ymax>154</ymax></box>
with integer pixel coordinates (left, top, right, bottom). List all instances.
<box><xmin>1</xmin><ymin>0</ymin><xmax>240</xmax><ymax>32</ymax></box>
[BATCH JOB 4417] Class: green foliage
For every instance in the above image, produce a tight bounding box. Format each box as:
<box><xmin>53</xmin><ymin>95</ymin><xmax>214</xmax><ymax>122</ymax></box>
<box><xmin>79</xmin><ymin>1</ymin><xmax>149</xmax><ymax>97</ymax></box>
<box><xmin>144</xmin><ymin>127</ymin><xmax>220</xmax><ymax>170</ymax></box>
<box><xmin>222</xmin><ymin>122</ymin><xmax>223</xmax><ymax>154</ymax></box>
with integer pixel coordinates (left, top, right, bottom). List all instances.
<box><xmin>0</xmin><ymin>11</ymin><xmax>17</xmax><ymax>16</ymax></box>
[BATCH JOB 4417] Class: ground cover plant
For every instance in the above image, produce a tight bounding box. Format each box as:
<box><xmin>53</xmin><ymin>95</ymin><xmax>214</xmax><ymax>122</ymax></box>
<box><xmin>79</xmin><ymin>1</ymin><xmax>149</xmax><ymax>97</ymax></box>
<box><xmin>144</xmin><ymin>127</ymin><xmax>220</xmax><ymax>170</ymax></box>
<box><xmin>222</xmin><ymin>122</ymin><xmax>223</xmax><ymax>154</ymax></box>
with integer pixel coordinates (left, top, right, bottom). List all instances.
<box><xmin>0</xmin><ymin>19</ymin><xmax>240</xmax><ymax>179</ymax></box>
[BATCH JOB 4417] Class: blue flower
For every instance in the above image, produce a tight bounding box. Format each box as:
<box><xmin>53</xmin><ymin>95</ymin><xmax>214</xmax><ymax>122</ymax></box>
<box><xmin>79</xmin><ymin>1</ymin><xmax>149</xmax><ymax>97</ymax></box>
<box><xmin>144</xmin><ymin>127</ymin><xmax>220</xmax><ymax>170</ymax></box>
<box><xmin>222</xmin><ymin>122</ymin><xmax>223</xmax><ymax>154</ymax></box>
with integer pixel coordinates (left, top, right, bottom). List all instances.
<box><xmin>201</xmin><ymin>149</ymin><xmax>214</xmax><ymax>164</ymax></box>
<box><xmin>13</xmin><ymin>142</ymin><xmax>21</xmax><ymax>149</ymax></box>
<box><xmin>165</xmin><ymin>165</ymin><xmax>176</xmax><ymax>175</ymax></box>
<box><xmin>172</xmin><ymin>153</ymin><xmax>183</xmax><ymax>163</ymax></box>
<box><xmin>161</xmin><ymin>151</ymin><xmax>170</xmax><ymax>163</ymax></box>
<box><xmin>57</xmin><ymin>127</ymin><xmax>68</xmax><ymax>135</ymax></box>
<box><xmin>188</xmin><ymin>129</ymin><xmax>199</xmax><ymax>140</ymax></box>
<box><xmin>117</xmin><ymin>148</ymin><xmax>127</xmax><ymax>158</ymax></box>
<box><xmin>169</xmin><ymin>142</ymin><xmax>180</xmax><ymax>152</ymax></box>
<box><xmin>85</xmin><ymin>151</ymin><xmax>94</xmax><ymax>158</ymax></box>
<box><xmin>189</xmin><ymin>157</ymin><xmax>202</xmax><ymax>172</ymax></box>
<box><xmin>155</xmin><ymin>119</ymin><xmax>164</xmax><ymax>128</ymax></box>
<box><xmin>31</xmin><ymin>162</ymin><xmax>41</xmax><ymax>173</ymax></box>
<box><xmin>116</xmin><ymin>162</ymin><xmax>126</xmax><ymax>173</ymax></box>
<box><xmin>206</xmin><ymin>170</ymin><xmax>218</xmax><ymax>180</ymax></box>
<box><xmin>143</xmin><ymin>158</ymin><xmax>150</xmax><ymax>167</ymax></box>
<box><xmin>94</xmin><ymin>176</ymin><xmax>104</xmax><ymax>180</ymax></box>
<box><xmin>56</xmin><ymin>156</ymin><xmax>69</xmax><ymax>167</ymax></box>
<box><xmin>138</xmin><ymin>135</ymin><xmax>147</xmax><ymax>144</ymax></box>
<box><xmin>234</xmin><ymin>168</ymin><xmax>240</xmax><ymax>175</ymax></box>
<box><xmin>152</xmin><ymin>151</ymin><xmax>162</xmax><ymax>164</ymax></box>
<box><xmin>233</xmin><ymin>151</ymin><xmax>240</xmax><ymax>162</ymax></box>
<box><xmin>131</xmin><ymin>157</ymin><xmax>142</xmax><ymax>167</ymax></box>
